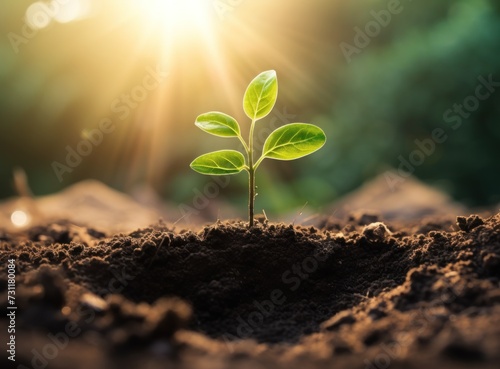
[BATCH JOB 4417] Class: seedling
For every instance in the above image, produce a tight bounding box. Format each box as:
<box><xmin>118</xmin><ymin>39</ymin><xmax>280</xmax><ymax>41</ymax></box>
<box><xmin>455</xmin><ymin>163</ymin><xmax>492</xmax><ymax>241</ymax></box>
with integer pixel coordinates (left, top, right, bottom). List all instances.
<box><xmin>190</xmin><ymin>70</ymin><xmax>326</xmax><ymax>227</ymax></box>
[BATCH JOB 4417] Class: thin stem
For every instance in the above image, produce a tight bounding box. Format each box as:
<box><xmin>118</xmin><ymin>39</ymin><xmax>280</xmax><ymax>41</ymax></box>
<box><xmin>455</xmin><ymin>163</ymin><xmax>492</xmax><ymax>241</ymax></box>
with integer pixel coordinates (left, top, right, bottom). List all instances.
<box><xmin>247</xmin><ymin>118</ymin><xmax>257</xmax><ymax>227</ymax></box>
<box><xmin>248</xmin><ymin>167</ymin><xmax>255</xmax><ymax>227</ymax></box>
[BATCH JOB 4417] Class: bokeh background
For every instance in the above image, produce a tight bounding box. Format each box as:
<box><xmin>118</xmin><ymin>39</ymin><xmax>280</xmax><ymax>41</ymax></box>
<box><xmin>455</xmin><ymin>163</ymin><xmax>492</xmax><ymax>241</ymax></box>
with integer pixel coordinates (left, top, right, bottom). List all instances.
<box><xmin>1</xmin><ymin>0</ymin><xmax>499</xmax><ymax>219</ymax></box>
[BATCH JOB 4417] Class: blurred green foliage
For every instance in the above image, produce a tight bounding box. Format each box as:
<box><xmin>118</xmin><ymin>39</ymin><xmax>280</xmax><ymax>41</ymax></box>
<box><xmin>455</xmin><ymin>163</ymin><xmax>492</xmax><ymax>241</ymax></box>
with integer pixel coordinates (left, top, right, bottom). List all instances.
<box><xmin>311</xmin><ymin>0</ymin><xmax>500</xmax><ymax>207</ymax></box>
<box><xmin>0</xmin><ymin>0</ymin><xmax>499</xmax><ymax>217</ymax></box>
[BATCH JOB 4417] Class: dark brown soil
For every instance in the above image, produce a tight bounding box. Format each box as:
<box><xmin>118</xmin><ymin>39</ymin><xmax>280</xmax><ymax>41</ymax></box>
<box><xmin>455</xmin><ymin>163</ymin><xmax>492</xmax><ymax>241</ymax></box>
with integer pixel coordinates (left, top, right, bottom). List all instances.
<box><xmin>1</xmin><ymin>213</ymin><xmax>500</xmax><ymax>369</ymax></box>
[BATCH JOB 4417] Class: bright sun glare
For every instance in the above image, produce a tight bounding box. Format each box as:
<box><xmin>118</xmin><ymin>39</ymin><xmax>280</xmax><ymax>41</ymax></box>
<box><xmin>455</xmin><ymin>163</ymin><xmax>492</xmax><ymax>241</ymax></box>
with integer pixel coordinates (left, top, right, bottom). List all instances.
<box><xmin>21</xmin><ymin>0</ymin><xmax>291</xmax><ymax>186</ymax></box>
<box><xmin>133</xmin><ymin>0</ymin><xmax>214</xmax><ymax>39</ymax></box>
<box><xmin>11</xmin><ymin>210</ymin><xmax>31</xmax><ymax>228</ymax></box>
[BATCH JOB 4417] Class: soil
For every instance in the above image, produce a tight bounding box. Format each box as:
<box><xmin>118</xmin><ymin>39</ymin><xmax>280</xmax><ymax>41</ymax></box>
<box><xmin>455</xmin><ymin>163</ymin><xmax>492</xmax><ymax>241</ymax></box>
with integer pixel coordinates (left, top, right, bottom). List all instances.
<box><xmin>1</xmin><ymin>212</ymin><xmax>500</xmax><ymax>369</ymax></box>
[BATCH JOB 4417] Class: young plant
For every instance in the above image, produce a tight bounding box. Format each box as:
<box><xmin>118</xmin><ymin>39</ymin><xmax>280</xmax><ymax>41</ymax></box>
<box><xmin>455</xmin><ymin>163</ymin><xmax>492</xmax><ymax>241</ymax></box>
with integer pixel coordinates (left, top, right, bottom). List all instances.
<box><xmin>190</xmin><ymin>70</ymin><xmax>326</xmax><ymax>227</ymax></box>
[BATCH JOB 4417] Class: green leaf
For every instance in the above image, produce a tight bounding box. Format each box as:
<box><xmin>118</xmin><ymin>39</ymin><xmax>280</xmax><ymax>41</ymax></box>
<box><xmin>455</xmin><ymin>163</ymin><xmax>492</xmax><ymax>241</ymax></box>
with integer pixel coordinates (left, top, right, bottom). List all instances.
<box><xmin>243</xmin><ymin>70</ymin><xmax>278</xmax><ymax>120</ymax></box>
<box><xmin>262</xmin><ymin>123</ymin><xmax>326</xmax><ymax>161</ymax></box>
<box><xmin>195</xmin><ymin>112</ymin><xmax>240</xmax><ymax>137</ymax></box>
<box><xmin>190</xmin><ymin>150</ymin><xmax>246</xmax><ymax>175</ymax></box>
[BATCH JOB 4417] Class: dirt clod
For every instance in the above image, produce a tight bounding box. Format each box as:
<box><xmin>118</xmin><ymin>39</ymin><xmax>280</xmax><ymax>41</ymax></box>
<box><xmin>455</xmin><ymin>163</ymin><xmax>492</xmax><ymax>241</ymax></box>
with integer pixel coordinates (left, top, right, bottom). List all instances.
<box><xmin>457</xmin><ymin>215</ymin><xmax>485</xmax><ymax>232</ymax></box>
<box><xmin>362</xmin><ymin>222</ymin><xmax>392</xmax><ymax>242</ymax></box>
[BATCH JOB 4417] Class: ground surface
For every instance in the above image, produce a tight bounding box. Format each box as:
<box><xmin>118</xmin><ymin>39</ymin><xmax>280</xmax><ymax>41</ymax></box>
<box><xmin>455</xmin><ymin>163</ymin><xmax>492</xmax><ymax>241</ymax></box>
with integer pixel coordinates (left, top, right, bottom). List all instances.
<box><xmin>1</xmin><ymin>211</ymin><xmax>500</xmax><ymax>369</ymax></box>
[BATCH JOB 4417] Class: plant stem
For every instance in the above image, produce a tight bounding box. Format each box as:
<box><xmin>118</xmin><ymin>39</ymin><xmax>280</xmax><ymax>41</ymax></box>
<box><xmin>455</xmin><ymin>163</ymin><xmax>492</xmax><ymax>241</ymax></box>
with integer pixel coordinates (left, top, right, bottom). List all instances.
<box><xmin>248</xmin><ymin>119</ymin><xmax>257</xmax><ymax>227</ymax></box>
<box><xmin>248</xmin><ymin>167</ymin><xmax>255</xmax><ymax>227</ymax></box>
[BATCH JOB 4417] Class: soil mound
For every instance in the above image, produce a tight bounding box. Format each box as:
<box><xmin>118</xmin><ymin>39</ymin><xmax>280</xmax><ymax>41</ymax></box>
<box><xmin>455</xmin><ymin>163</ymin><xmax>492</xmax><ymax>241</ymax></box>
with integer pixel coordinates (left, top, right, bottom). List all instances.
<box><xmin>1</xmin><ymin>213</ymin><xmax>499</xmax><ymax>368</ymax></box>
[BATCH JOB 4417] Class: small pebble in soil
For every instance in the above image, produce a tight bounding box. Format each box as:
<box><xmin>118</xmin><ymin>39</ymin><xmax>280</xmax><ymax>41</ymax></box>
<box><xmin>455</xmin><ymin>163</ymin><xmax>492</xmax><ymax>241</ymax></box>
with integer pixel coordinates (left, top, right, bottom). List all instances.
<box><xmin>362</xmin><ymin>222</ymin><xmax>392</xmax><ymax>242</ymax></box>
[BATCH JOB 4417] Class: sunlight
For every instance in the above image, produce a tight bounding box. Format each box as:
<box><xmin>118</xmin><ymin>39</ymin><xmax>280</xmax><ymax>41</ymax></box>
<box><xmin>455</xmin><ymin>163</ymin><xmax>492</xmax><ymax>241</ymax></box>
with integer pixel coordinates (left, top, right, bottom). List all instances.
<box><xmin>25</xmin><ymin>0</ymin><xmax>92</xmax><ymax>30</ymax></box>
<box><xmin>20</xmin><ymin>0</ymin><xmax>294</xmax><ymax>189</ymax></box>
<box><xmin>53</xmin><ymin>0</ymin><xmax>91</xmax><ymax>24</ymax></box>
<box><xmin>131</xmin><ymin>0</ymin><xmax>214</xmax><ymax>40</ymax></box>
<box><xmin>11</xmin><ymin>210</ymin><xmax>31</xmax><ymax>228</ymax></box>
